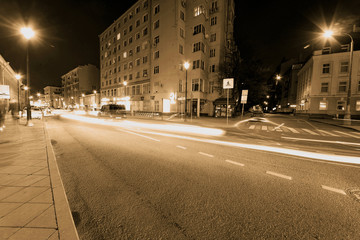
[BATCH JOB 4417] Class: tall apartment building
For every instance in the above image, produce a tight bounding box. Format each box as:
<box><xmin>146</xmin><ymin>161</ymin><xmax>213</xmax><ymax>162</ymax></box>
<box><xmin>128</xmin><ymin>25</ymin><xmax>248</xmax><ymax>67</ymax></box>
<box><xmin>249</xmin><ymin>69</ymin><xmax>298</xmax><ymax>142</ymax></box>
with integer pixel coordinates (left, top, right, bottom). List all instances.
<box><xmin>61</xmin><ymin>64</ymin><xmax>99</xmax><ymax>108</ymax></box>
<box><xmin>44</xmin><ymin>86</ymin><xmax>62</xmax><ymax>108</ymax></box>
<box><xmin>99</xmin><ymin>0</ymin><xmax>235</xmax><ymax>116</ymax></box>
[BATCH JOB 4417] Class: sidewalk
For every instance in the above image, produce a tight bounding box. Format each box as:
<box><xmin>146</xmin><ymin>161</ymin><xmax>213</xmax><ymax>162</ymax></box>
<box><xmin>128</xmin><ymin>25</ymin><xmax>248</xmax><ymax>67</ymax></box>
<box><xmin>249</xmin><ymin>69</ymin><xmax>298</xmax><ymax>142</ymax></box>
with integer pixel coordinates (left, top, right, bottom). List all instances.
<box><xmin>0</xmin><ymin>116</ymin><xmax>78</xmax><ymax>240</ymax></box>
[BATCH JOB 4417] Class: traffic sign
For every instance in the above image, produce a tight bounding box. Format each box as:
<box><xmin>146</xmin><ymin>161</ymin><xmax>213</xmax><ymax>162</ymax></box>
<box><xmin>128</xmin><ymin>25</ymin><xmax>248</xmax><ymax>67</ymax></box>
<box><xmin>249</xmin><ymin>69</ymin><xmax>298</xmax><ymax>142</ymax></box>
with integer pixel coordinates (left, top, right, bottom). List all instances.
<box><xmin>223</xmin><ymin>78</ymin><xmax>234</xmax><ymax>89</ymax></box>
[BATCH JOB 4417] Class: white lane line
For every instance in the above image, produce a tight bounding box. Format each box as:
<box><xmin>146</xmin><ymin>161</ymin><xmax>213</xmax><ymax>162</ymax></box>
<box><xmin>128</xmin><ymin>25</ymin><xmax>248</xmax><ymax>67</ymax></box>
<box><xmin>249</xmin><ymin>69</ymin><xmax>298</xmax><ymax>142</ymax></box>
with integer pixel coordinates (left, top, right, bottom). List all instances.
<box><xmin>176</xmin><ymin>145</ymin><xmax>187</xmax><ymax>150</ymax></box>
<box><xmin>281</xmin><ymin>136</ymin><xmax>360</xmax><ymax>146</ymax></box>
<box><xmin>273</xmin><ymin>123</ymin><xmax>284</xmax><ymax>131</ymax></box>
<box><xmin>301</xmin><ymin>128</ymin><xmax>319</xmax><ymax>135</ymax></box>
<box><xmin>225</xmin><ymin>160</ymin><xmax>244</xmax><ymax>167</ymax></box>
<box><xmin>286</xmin><ymin>127</ymin><xmax>299</xmax><ymax>133</ymax></box>
<box><xmin>266</xmin><ymin>171</ymin><xmax>292</xmax><ymax>180</ymax></box>
<box><xmin>198</xmin><ymin>152</ymin><xmax>214</xmax><ymax>158</ymax></box>
<box><xmin>117</xmin><ymin>129</ymin><xmax>160</xmax><ymax>142</ymax></box>
<box><xmin>321</xmin><ymin>185</ymin><xmax>347</xmax><ymax>195</ymax></box>
<box><xmin>333</xmin><ymin>130</ymin><xmax>360</xmax><ymax>139</ymax></box>
<box><xmin>318</xmin><ymin>129</ymin><xmax>339</xmax><ymax>136</ymax></box>
<box><xmin>261</xmin><ymin>126</ymin><xmax>267</xmax><ymax>131</ymax></box>
<box><xmin>249</xmin><ymin>125</ymin><xmax>255</xmax><ymax>130</ymax></box>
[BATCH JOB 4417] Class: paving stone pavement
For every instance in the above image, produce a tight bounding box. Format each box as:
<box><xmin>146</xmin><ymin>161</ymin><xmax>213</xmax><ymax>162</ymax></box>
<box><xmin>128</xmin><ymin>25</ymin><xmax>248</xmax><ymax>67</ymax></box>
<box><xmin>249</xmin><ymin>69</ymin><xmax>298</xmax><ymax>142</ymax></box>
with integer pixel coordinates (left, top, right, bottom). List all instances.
<box><xmin>0</xmin><ymin>115</ymin><xmax>78</xmax><ymax>240</ymax></box>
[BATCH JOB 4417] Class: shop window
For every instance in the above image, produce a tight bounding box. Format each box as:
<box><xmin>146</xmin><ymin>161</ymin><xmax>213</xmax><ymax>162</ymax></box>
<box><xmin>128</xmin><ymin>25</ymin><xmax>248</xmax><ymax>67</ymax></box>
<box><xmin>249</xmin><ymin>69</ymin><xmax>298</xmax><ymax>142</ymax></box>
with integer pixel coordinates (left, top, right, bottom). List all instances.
<box><xmin>337</xmin><ymin>101</ymin><xmax>346</xmax><ymax>111</ymax></box>
<box><xmin>319</xmin><ymin>101</ymin><xmax>327</xmax><ymax>110</ymax></box>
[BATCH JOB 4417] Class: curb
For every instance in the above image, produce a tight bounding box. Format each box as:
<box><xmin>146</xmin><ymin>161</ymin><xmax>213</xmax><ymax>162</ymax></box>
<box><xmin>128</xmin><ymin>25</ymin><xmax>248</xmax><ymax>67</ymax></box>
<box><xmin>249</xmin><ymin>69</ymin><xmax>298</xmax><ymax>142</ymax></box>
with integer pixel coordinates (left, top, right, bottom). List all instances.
<box><xmin>310</xmin><ymin>119</ymin><xmax>360</xmax><ymax>132</ymax></box>
<box><xmin>43</xmin><ymin>121</ymin><xmax>80</xmax><ymax>240</ymax></box>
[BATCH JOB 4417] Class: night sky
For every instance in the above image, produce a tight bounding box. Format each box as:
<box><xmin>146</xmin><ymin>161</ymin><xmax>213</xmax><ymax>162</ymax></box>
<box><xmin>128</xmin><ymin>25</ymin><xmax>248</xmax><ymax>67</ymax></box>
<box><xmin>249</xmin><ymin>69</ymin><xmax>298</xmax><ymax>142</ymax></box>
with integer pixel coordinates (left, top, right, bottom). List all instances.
<box><xmin>0</xmin><ymin>0</ymin><xmax>359</xmax><ymax>93</ymax></box>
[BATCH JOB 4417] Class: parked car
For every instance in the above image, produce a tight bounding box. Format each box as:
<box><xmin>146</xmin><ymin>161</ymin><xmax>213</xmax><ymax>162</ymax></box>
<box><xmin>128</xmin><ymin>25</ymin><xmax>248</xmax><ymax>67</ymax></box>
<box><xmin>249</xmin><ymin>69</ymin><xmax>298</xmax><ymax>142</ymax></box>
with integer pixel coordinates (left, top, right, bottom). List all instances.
<box><xmin>98</xmin><ymin>104</ymin><xmax>127</xmax><ymax>118</ymax></box>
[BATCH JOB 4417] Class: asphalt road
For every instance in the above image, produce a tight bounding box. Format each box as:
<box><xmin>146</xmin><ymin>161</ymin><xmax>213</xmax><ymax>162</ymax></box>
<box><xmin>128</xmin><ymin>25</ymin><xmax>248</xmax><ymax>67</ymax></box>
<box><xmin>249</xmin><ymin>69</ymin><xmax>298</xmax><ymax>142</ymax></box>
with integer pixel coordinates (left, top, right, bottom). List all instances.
<box><xmin>46</xmin><ymin>115</ymin><xmax>360</xmax><ymax>239</ymax></box>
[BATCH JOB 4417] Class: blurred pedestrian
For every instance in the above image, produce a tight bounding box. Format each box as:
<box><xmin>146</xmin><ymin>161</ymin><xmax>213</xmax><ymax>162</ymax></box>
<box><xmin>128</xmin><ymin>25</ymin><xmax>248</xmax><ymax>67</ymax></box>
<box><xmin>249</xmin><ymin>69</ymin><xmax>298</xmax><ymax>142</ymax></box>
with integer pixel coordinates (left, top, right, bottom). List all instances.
<box><xmin>9</xmin><ymin>99</ymin><xmax>19</xmax><ymax>123</ymax></box>
<box><xmin>0</xmin><ymin>99</ymin><xmax>7</xmax><ymax>131</ymax></box>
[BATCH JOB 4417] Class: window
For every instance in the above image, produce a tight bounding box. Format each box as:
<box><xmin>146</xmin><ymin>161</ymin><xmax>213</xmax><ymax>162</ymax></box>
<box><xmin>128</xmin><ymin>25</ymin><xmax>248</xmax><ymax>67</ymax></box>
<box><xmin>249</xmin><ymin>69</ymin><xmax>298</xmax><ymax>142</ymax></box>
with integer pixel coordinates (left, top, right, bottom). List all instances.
<box><xmin>132</xmin><ymin>86</ymin><xmax>135</xmax><ymax>95</ymax></box>
<box><xmin>179</xmin><ymin>44</ymin><xmax>184</xmax><ymax>54</ymax></box>
<box><xmin>180</xmin><ymin>11</ymin><xmax>185</xmax><ymax>21</ymax></box>
<box><xmin>129</xmin><ymin>25</ymin><xmax>133</xmax><ymax>32</ymax></box>
<box><xmin>117</xmin><ymin>33</ymin><xmax>121</xmax><ymax>40</ymax></box>
<box><xmin>135</xmin><ymin>6</ymin><xmax>140</xmax><ymax>14</ymax></box>
<box><xmin>129</xmin><ymin>37</ymin><xmax>133</xmax><ymax>44</ymax></box>
<box><xmin>129</xmin><ymin>74</ymin><xmax>133</xmax><ymax>80</ymax></box>
<box><xmin>340</xmin><ymin>61</ymin><xmax>349</xmax><ymax>73</ymax></box>
<box><xmin>124</xmin><ymin>17</ymin><xmax>127</xmax><ymax>24</ymax></box>
<box><xmin>124</xmin><ymin>63</ymin><xmax>127</xmax><ymax>70</ymax></box>
<box><xmin>143</xmin><ymin>56</ymin><xmax>147</xmax><ymax>63</ymax></box>
<box><xmin>209</xmin><ymin>64</ymin><xmax>215</xmax><ymax>72</ymax></box>
<box><xmin>136</xmin><ymin>85</ymin><xmax>141</xmax><ymax>95</ymax></box>
<box><xmin>154</xmin><ymin>66</ymin><xmax>159</xmax><ymax>74</ymax></box>
<box><xmin>154</xmin><ymin>50</ymin><xmax>159</xmax><ymax>59</ymax></box>
<box><xmin>143</xmin><ymin>27</ymin><xmax>148</xmax><ymax>36</ymax></box>
<box><xmin>129</xmin><ymin>12</ymin><xmax>133</xmax><ymax>20</ymax></box>
<box><xmin>154</xmin><ymin>4</ymin><xmax>160</xmax><ymax>14</ymax></box>
<box><xmin>341</xmin><ymin>44</ymin><xmax>349</xmax><ymax>52</ymax></box>
<box><xmin>322</xmin><ymin>63</ymin><xmax>330</xmax><ymax>74</ymax></box>
<box><xmin>136</xmin><ymin>19</ymin><xmax>140</xmax><ymax>27</ymax></box>
<box><xmin>154</xmin><ymin>20</ymin><xmax>159</xmax><ymax>29</ymax></box>
<box><xmin>322</xmin><ymin>47</ymin><xmax>331</xmax><ymax>54</ymax></box>
<box><xmin>123</xmin><ymin>52</ymin><xmax>127</xmax><ymax>58</ymax></box>
<box><xmin>194</xmin><ymin>5</ymin><xmax>204</xmax><ymax>16</ymax></box>
<box><xmin>136</xmin><ymin>58</ymin><xmax>140</xmax><ymax>66</ymax></box>
<box><xmin>358</xmin><ymin>80</ymin><xmax>360</xmax><ymax>92</ymax></box>
<box><xmin>319</xmin><ymin>101</ymin><xmax>328</xmax><ymax>110</ymax></box>
<box><xmin>192</xmin><ymin>79</ymin><xmax>199</xmax><ymax>91</ymax></box>
<box><xmin>321</xmin><ymin>82</ymin><xmax>328</xmax><ymax>93</ymax></box>
<box><xmin>193</xmin><ymin>24</ymin><xmax>205</xmax><ymax>35</ymax></box>
<box><xmin>123</xmin><ymin>40</ymin><xmax>127</xmax><ymax>47</ymax></box>
<box><xmin>136</xmin><ymin>45</ymin><xmax>140</xmax><ymax>53</ymax></box>
<box><xmin>210</xmin><ymin>33</ymin><xmax>216</xmax><ymax>42</ymax></box>
<box><xmin>356</xmin><ymin>100</ymin><xmax>360</xmax><ymax>111</ymax></box>
<box><xmin>180</xmin><ymin>28</ymin><xmax>185</xmax><ymax>38</ymax></box>
<box><xmin>337</xmin><ymin>101</ymin><xmax>346</xmax><ymax>111</ymax></box>
<box><xmin>143</xmin><ymin>13</ymin><xmax>148</xmax><ymax>22</ymax></box>
<box><xmin>136</xmin><ymin>32</ymin><xmax>140</xmax><ymax>39</ymax></box>
<box><xmin>179</xmin><ymin>79</ymin><xmax>183</xmax><ymax>92</ymax></box>
<box><xmin>338</xmin><ymin>81</ymin><xmax>347</xmax><ymax>92</ymax></box>
<box><xmin>154</xmin><ymin>36</ymin><xmax>159</xmax><ymax>45</ymax></box>
<box><xmin>210</xmin><ymin>49</ymin><xmax>216</xmax><ymax>57</ymax></box>
<box><xmin>155</xmin><ymin>101</ymin><xmax>159</xmax><ymax>112</ymax></box>
<box><xmin>210</xmin><ymin>16</ymin><xmax>217</xmax><ymax>26</ymax></box>
<box><xmin>143</xmin><ymin>83</ymin><xmax>150</xmax><ymax>93</ymax></box>
<box><xmin>124</xmin><ymin>29</ymin><xmax>127</xmax><ymax>36</ymax></box>
<box><xmin>209</xmin><ymin>81</ymin><xmax>214</xmax><ymax>93</ymax></box>
<box><xmin>129</xmin><ymin>62</ymin><xmax>133</xmax><ymax>69</ymax></box>
<box><xmin>143</xmin><ymin>69</ymin><xmax>148</xmax><ymax>77</ymax></box>
<box><xmin>211</xmin><ymin>1</ymin><xmax>218</xmax><ymax>12</ymax></box>
<box><xmin>143</xmin><ymin>0</ymin><xmax>148</xmax><ymax>9</ymax></box>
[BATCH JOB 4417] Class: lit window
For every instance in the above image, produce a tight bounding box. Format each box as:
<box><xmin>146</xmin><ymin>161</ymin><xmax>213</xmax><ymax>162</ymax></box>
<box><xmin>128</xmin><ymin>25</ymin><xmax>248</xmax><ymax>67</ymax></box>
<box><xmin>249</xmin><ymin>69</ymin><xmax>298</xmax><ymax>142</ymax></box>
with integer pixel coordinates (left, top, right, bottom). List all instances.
<box><xmin>194</xmin><ymin>5</ymin><xmax>204</xmax><ymax>16</ymax></box>
<box><xmin>123</xmin><ymin>52</ymin><xmax>127</xmax><ymax>58</ymax></box>
<box><xmin>337</xmin><ymin>101</ymin><xmax>346</xmax><ymax>111</ymax></box>
<box><xmin>319</xmin><ymin>101</ymin><xmax>327</xmax><ymax>110</ymax></box>
<box><xmin>117</xmin><ymin>33</ymin><xmax>121</xmax><ymax>40</ymax></box>
<box><xmin>356</xmin><ymin>100</ymin><xmax>360</xmax><ymax>111</ymax></box>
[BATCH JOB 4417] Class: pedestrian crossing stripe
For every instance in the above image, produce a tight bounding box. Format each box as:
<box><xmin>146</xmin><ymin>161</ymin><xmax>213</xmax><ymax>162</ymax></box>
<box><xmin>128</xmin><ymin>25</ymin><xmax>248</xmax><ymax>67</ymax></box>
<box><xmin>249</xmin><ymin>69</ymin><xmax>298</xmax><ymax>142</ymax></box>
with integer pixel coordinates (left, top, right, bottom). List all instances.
<box><xmin>286</xmin><ymin>127</ymin><xmax>299</xmax><ymax>133</ymax></box>
<box><xmin>261</xmin><ymin>126</ymin><xmax>267</xmax><ymax>131</ymax></box>
<box><xmin>333</xmin><ymin>130</ymin><xmax>360</xmax><ymax>139</ymax></box>
<box><xmin>249</xmin><ymin>125</ymin><xmax>255</xmax><ymax>129</ymax></box>
<box><xmin>318</xmin><ymin>129</ymin><xmax>339</xmax><ymax>137</ymax></box>
<box><xmin>301</xmin><ymin>128</ymin><xmax>319</xmax><ymax>135</ymax></box>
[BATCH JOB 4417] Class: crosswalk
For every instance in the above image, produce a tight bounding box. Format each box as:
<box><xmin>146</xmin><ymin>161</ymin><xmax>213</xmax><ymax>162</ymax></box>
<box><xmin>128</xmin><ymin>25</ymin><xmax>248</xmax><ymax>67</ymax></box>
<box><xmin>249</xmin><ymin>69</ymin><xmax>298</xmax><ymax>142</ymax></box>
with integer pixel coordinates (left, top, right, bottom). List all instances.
<box><xmin>245</xmin><ymin>124</ymin><xmax>360</xmax><ymax>138</ymax></box>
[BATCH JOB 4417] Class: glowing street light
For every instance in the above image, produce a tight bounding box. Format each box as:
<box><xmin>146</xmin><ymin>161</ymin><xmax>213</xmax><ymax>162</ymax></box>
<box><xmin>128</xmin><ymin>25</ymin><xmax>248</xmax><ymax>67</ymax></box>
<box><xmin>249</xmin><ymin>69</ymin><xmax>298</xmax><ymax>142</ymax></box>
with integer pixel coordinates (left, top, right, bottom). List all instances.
<box><xmin>184</xmin><ymin>62</ymin><xmax>190</xmax><ymax>121</ymax></box>
<box><xmin>323</xmin><ymin>29</ymin><xmax>354</xmax><ymax>120</ymax></box>
<box><xmin>20</xmin><ymin>26</ymin><xmax>35</xmax><ymax>126</ymax></box>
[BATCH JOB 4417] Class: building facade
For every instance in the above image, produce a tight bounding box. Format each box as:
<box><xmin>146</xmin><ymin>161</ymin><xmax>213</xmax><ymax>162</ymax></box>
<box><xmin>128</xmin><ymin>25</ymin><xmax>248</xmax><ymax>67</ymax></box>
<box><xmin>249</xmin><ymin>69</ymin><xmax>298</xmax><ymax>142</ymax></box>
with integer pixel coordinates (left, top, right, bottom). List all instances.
<box><xmin>99</xmin><ymin>0</ymin><xmax>235</xmax><ymax>116</ymax></box>
<box><xmin>44</xmin><ymin>86</ymin><xmax>62</xmax><ymax>108</ymax></box>
<box><xmin>61</xmin><ymin>64</ymin><xmax>100</xmax><ymax>108</ymax></box>
<box><xmin>297</xmin><ymin>49</ymin><xmax>360</xmax><ymax>118</ymax></box>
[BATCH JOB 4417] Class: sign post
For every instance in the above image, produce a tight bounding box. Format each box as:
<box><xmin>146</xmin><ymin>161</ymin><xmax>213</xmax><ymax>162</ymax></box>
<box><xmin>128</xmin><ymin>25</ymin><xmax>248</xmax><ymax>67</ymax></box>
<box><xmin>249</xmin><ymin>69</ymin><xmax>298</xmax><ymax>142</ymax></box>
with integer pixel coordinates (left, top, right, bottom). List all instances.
<box><xmin>241</xmin><ymin>89</ymin><xmax>248</xmax><ymax>119</ymax></box>
<box><xmin>223</xmin><ymin>78</ymin><xmax>234</xmax><ymax>125</ymax></box>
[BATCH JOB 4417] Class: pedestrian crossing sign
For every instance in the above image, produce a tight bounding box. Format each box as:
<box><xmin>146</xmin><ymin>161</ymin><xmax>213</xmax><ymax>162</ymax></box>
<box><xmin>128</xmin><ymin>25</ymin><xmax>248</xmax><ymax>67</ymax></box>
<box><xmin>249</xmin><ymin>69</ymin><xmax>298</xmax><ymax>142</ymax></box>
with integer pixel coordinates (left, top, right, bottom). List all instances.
<box><xmin>223</xmin><ymin>78</ymin><xmax>234</xmax><ymax>89</ymax></box>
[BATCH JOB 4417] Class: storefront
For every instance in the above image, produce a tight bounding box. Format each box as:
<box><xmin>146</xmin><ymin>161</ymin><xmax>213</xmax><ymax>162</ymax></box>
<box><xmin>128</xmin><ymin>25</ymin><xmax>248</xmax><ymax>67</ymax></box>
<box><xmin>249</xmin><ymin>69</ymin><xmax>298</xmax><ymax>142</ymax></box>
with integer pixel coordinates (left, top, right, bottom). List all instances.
<box><xmin>214</xmin><ymin>98</ymin><xmax>235</xmax><ymax>118</ymax></box>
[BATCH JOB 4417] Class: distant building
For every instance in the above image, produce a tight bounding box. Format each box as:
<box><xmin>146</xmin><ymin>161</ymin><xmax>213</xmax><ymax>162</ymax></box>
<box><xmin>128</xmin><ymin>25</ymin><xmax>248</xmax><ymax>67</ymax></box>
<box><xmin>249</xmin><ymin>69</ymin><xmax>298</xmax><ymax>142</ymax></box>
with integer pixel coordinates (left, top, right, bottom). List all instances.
<box><xmin>99</xmin><ymin>0</ymin><xmax>235</xmax><ymax>116</ymax></box>
<box><xmin>0</xmin><ymin>54</ymin><xmax>24</xmax><ymax>108</ymax></box>
<box><xmin>44</xmin><ymin>86</ymin><xmax>62</xmax><ymax>108</ymax></box>
<box><xmin>297</xmin><ymin>39</ymin><xmax>360</xmax><ymax>118</ymax></box>
<box><xmin>61</xmin><ymin>64</ymin><xmax>99</xmax><ymax>108</ymax></box>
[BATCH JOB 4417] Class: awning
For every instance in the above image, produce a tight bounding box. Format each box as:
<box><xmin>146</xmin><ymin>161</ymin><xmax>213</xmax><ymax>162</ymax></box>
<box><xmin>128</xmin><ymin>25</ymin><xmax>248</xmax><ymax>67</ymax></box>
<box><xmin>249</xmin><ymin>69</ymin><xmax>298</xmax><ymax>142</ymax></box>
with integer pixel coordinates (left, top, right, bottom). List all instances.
<box><xmin>214</xmin><ymin>98</ymin><xmax>236</xmax><ymax>105</ymax></box>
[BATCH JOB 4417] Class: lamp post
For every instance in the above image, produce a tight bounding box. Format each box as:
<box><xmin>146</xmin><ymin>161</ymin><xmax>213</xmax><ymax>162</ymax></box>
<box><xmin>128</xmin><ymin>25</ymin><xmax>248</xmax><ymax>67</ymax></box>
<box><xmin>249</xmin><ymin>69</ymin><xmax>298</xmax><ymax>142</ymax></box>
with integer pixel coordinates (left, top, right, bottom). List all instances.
<box><xmin>15</xmin><ymin>74</ymin><xmax>21</xmax><ymax>112</ymax></box>
<box><xmin>323</xmin><ymin>30</ymin><xmax>354</xmax><ymax>120</ymax></box>
<box><xmin>183</xmin><ymin>62</ymin><xmax>190</xmax><ymax>121</ymax></box>
<box><xmin>20</xmin><ymin>27</ymin><xmax>35</xmax><ymax>126</ymax></box>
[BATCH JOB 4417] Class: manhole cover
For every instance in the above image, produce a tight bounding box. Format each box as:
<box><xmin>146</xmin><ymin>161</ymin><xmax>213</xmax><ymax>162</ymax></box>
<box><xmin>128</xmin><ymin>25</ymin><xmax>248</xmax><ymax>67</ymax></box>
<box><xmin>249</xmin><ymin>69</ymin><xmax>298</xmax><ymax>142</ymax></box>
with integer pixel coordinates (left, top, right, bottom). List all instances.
<box><xmin>347</xmin><ymin>188</ymin><xmax>360</xmax><ymax>202</ymax></box>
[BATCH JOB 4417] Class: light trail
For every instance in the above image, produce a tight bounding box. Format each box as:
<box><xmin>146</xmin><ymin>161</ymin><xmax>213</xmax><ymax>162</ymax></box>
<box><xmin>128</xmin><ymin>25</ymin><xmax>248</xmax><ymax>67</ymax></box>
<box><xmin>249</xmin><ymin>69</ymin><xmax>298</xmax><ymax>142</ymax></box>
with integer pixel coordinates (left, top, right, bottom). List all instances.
<box><xmin>282</xmin><ymin>136</ymin><xmax>360</xmax><ymax>146</ymax></box>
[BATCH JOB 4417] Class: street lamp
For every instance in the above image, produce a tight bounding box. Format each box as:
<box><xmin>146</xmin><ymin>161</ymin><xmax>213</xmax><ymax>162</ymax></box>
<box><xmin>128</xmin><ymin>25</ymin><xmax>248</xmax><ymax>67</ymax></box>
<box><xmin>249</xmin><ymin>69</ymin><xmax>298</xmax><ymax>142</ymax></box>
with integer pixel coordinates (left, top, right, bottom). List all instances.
<box><xmin>20</xmin><ymin>27</ymin><xmax>35</xmax><ymax>126</ymax></box>
<box><xmin>183</xmin><ymin>62</ymin><xmax>190</xmax><ymax>121</ymax></box>
<box><xmin>323</xmin><ymin>30</ymin><xmax>354</xmax><ymax>120</ymax></box>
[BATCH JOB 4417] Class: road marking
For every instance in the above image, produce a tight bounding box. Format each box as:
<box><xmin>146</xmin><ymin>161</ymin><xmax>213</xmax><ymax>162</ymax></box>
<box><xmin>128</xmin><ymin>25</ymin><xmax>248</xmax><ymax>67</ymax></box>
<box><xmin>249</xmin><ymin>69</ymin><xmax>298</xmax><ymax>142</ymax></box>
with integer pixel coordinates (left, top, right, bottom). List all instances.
<box><xmin>281</xmin><ymin>136</ymin><xmax>360</xmax><ymax>146</ymax></box>
<box><xmin>117</xmin><ymin>129</ymin><xmax>160</xmax><ymax>142</ymax></box>
<box><xmin>225</xmin><ymin>160</ymin><xmax>244</xmax><ymax>167</ymax></box>
<box><xmin>266</xmin><ymin>171</ymin><xmax>292</xmax><ymax>180</ymax></box>
<box><xmin>249</xmin><ymin>125</ymin><xmax>255</xmax><ymax>129</ymax></box>
<box><xmin>318</xmin><ymin>130</ymin><xmax>339</xmax><ymax>136</ymax></box>
<box><xmin>321</xmin><ymin>185</ymin><xmax>347</xmax><ymax>195</ymax></box>
<box><xmin>176</xmin><ymin>145</ymin><xmax>187</xmax><ymax>150</ymax></box>
<box><xmin>301</xmin><ymin>128</ymin><xmax>319</xmax><ymax>135</ymax></box>
<box><xmin>286</xmin><ymin>127</ymin><xmax>299</xmax><ymax>133</ymax></box>
<box><xmin>273</xmin><ymin>123</ymin><xmax>284</xmax><ymax>131</ymax></box>
<box><xmin>261</xmin><ymin>126</ymin><xmax>267</xmax><ymax>131</ymax></box>
<box><xmin>198</xmin><ymin>152</ymin><xmax>214</xmax><ymax>158</ymax></box>
<box><xmin>333</xmin><ymin>130</ymin><xmax>360</xmax><ymax>139</ymax></box>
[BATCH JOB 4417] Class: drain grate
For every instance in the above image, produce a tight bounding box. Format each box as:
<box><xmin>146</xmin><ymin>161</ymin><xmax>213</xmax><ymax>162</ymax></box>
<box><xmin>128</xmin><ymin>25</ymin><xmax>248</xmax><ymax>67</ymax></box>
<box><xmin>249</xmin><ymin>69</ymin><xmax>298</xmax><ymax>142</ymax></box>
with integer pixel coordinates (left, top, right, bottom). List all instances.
<box><xmin>347</xmin><ymin>188</ymin><xmax>360</xmax><ymax>203</ymax></box>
